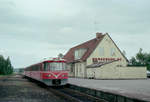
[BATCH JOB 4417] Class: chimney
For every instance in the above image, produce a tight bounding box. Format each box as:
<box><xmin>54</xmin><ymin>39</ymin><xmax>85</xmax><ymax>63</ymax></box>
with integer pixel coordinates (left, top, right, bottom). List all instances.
<box><xmin>96</xmin><ymin>32</ymin><xmax>102</xmax><ymax>39</ymax></box>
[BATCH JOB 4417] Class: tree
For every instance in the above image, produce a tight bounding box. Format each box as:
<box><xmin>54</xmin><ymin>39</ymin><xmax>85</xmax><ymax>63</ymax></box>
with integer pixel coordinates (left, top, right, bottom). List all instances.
<box><xmin>5</xmin><ymin>57</ymin><xmax>13</xmax><ymax>74</ymax></box>
<box><xmin>0</xmin><ymin>55</ymin><xmax>13</xmax><ymax>75</ymax></box>
<box><xmin>58</xmin><ymin>53</ymin><xmax>64</xmax><ymax>58</ymax></box>
<box><xmin>136</xmin><ymin>48</ymin><xmax>146</xmax><ymax>65</ymax></box>
<box><xmin>129</xmin><ymin>57</ymin><xmax>137</xmax><ymax>65</ymax></box>
<box><xmin>0</xmin><ymin>55</ymin><xmax>5</xmax><ymax>74</ymax></box>
<box><xmin>129</xmin><ymin>48</ymin><xmax>150</xmax><ymax>71</ymax></box>
<box><xmin>145</xmin><ymin>53</ymin><xmax>150</xmax><ymax>70</ymax></box>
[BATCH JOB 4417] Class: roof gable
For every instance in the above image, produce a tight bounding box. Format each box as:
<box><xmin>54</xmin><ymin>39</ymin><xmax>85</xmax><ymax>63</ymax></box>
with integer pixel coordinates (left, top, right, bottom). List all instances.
<box><xmin>86</xmin><ymin>33</ymin><xmax>128</xmax><ymax>65</ymax></box>
<box><xmin>106</xmin><ymin>34</ymin><xmax>128</xmax><ymax>62</ymax></box>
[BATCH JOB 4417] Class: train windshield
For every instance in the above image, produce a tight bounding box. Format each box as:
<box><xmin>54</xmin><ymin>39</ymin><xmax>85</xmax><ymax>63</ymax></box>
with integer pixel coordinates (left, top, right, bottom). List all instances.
<box><xmin>44</xmin><ymin>62</ymin><xmax>66</xmax><ymax>71</ymax></box>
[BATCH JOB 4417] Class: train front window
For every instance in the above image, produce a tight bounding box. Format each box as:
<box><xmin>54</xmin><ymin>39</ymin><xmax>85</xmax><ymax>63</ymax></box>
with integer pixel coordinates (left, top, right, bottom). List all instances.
<box><xmin>44</xmin><ymin>62</ymin><xmax>66</xmax><ymax>71</ymax></box>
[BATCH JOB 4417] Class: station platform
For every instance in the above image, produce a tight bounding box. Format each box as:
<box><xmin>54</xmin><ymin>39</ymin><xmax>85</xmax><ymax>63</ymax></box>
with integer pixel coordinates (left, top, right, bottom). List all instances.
<box><xmin>68</xmin><ymin>78</ymin><xmax>150</xmax><ymax>102</ymax></box>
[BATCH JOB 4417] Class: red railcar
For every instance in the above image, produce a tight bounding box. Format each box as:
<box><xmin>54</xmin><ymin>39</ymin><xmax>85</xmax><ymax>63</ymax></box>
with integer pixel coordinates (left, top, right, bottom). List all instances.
<box><xmin>24</xmin><ymin>58</ymin><xmax>68</xmax><ymax>86</ymax></box>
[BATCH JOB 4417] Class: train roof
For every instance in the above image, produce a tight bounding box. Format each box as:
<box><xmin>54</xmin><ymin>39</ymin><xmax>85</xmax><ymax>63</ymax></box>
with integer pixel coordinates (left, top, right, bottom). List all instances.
<box><xmin>41</xmin><ymin>57</ymin><xmax>66</xmax><ymax>62</ymax></box>
<box><xmin>25</xmin><ymin>57</ymin><xmax>66</xmax><ymax>69</ymax></box>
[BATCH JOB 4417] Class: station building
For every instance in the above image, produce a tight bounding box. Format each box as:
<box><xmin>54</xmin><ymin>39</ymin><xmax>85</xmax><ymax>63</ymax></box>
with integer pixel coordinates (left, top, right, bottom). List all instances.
<box><xmin>64</xmin><ymin>33</ymin><xmax>146</xmax><ymax>79</ymax></box>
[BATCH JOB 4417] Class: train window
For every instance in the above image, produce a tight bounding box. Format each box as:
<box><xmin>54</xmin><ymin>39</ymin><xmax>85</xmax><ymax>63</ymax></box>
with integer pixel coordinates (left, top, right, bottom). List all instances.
<box><xmin>44</xmin><ymin>63</ymin><xmax>46</xmax><ymax>71</ymax></box>
<box><xmin>46</xmin><ymin>63</ymin><xmax>51</xmax><ymax>71</ymax></box>
<box><xmin>62</xmin><ymin>63</ymin><xmax>66</xmax><ymax>70</ymax></box>
<box><xmin>44</xmin><ymin>63</ymin><xmax>51</xmax><ymax>71</ymax></box>
<box><xmin>44</xmin><ymin>62</ymin><xmax>66</xmax><ymax>71</ymax></box>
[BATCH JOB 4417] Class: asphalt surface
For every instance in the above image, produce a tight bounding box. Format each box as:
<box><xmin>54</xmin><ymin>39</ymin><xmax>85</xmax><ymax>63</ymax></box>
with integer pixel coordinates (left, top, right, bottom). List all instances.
<box><xmin>0</xmin><ymin>75</ymin><xmax>66</xmax><ymax>102</ymax></box>
<box><xmin>69</xmin><ymin>78</ymin><xmax>150</xmax><ymax>101</ymax></box>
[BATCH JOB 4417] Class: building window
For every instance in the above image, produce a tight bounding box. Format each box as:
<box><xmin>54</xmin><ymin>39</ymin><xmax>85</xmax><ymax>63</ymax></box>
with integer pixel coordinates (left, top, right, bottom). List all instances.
<box><xmin>79</xmin><ymin>64</ymin><xmax>82</xmax><ymax>72</ymax></box>
<box><xmin>76</xmin><ymin>64</ymin><xmax>78</xmax><ymax>76</ymax></box>
<box><xmin>71</xmin><ymin>67</ymin><xmax>73</xmax><ymax>72</ymax></box>
<box><xmin>99</xmin><ymin>47</ymin><xmax>104</xmax><ymax>56</ymax></box>
<box><xmin>70</xmin><ymin>64</ymin><xmax>74</xmax><ymax>72</ymax></box>
<box><xmin>74</xmin><ymin>48</ymin><xmax>87</xmax><ymax>60</ymax></box>
<box><xmin>110</xmin><ymin>48</ymin><xmax>116</xmax><ymax>56</ymax></box>
<box><xmin>75</xmin><ymin>50</ymin><xmax>79</xmax><ymax>59</ymax></box>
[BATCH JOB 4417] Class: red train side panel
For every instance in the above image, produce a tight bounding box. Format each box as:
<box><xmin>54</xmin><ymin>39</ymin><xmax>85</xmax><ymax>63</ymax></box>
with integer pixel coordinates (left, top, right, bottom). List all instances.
<box><xmin>24</xmin><ymin>58</ymin><xmax>68</xmax><ymax>86</ymax></box>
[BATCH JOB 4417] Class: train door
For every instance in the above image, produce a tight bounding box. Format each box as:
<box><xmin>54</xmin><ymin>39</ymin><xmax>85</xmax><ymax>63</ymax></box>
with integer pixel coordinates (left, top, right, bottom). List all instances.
<box><xmin>44</xmin><ymin>62</ymin><xmax>47</xmax><ymax>71</ymax></box>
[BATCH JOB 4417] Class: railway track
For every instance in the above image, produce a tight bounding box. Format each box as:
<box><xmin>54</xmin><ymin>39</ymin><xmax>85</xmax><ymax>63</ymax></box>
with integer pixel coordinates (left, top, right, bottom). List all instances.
<box><xmin>48</xmin><ymin>87</ymin><xmax>107</xmax><ymax>102</ymax></box>
<box><xmin>24</xmin><ymin>75</ymin><xmax>107</xmax><ymax>102</ymax></box>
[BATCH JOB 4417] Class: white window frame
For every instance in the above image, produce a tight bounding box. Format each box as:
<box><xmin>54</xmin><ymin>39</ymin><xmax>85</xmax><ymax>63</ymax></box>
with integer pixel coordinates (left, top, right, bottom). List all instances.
<box><xmin>110</xmin><ymin>48</ymin><xmax>115</xmax><ymax>56</ymax></box>
<box><xmin>75</xmin><ymin>50</ymin><xmax>79</xmax><ymax>60</ymax></box>
<box><xmin>99</xmin><ymin>47</ymin><xmax>104</xmax><ymax>56</ymax></box>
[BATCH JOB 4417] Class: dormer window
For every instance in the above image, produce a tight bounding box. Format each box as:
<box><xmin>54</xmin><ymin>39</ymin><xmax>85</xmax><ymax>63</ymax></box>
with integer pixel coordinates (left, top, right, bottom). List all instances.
<box><xmin>74</xmin><ymin>48</ymin><xmax>87</xmax><ymax>60</ymax></box>
<box><xmin>75</xmin><ymin>50</ymin><xmax>79</xmax><ymax>59</ymax></box>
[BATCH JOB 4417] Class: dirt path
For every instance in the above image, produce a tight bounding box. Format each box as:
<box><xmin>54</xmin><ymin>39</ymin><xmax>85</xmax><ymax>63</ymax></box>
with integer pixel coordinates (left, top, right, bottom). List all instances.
<box><xmin>0</xmin><ymin>74</ymin><xmax>66</xmax><ymax>102</ymax></box>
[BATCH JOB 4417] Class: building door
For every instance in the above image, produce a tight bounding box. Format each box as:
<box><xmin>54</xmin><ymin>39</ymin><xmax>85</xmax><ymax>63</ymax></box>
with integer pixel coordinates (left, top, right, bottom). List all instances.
<box><xmin>84</xmin><ymin>63</ymin><xmax>87</xmax><ymax>78</ymax></box>
<box><xmin>76</xmin><ymin>64</ymin><xmax>78</xmax><ymax>77</ymax></box>
<box><xmin>71</xmin><ymin>64</ymin><xmax>75</xmax><ymax>77</ymax></box>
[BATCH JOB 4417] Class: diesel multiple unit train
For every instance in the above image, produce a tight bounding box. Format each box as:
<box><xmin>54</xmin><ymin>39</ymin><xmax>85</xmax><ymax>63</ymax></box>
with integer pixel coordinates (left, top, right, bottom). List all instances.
<box><xmin>24</xmin><ymin>58</ymin><xmax>68</xmax><ymax>86</ymax></box>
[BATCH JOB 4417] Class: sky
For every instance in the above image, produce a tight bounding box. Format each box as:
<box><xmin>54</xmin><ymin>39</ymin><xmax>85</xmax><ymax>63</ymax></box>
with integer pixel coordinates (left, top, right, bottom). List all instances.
<box><xmin>0</xmin><ymin>0</ymin><xmax>150</xmax><ymax>68</ymax></box>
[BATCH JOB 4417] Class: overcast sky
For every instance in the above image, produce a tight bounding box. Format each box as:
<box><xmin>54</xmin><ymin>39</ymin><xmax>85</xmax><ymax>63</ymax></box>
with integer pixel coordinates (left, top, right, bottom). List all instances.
<box><xmin>0</xmin><ymin>0</ymin><xmax>150</xmax><ymax>68</ymax></box>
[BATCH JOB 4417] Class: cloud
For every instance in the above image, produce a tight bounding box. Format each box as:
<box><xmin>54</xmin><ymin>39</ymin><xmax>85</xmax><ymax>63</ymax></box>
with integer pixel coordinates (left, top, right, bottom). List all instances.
<box><xmin>60</xmin><ymin>27</ymin><xmax>73</xmax><ymax>33</ymax></box>
<box><xmin>0</xmin><ymin>0</ymin><xmax>150</xmax><ymax>68</ymax></box>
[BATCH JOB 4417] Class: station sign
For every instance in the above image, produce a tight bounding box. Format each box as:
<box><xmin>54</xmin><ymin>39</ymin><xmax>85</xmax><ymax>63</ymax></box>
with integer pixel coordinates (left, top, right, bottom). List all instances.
<box><xmin>92</xmin><ymin>58</ymin><xmax>122</xmax><ymax>63</ymax></box>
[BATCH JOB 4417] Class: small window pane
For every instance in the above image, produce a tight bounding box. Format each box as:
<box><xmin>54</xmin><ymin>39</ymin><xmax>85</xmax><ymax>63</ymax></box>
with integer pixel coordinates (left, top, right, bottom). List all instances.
<box><xmin>111</xmin><ymin>48</ymin><xmax>115</xmax><ymax>56</ymax></box>
<box><xmin>99</xmin><ymin>47</ymin><xmax>104</xmax><ymax>56</ymax></box>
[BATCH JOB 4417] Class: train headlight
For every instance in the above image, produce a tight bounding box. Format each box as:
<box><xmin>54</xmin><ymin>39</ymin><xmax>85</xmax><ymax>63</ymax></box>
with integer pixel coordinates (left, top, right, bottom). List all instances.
<box><xmin>62</xmin><ymin>74</ymin><xmax>67</xmax><ymax>77</ymax></box>
<box><xmin>46</xmin><ymin>74</ymin><xmax>51</xmax><ymax>77</ymax></box>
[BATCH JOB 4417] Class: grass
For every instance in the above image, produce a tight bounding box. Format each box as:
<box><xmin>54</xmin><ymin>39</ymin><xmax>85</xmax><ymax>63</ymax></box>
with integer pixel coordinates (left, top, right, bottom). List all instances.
<box><xmin>0</xmin><ymin>74</ymin><xmax>12</xmax><ymax>77</ymax></box>
<box><xmin>0</xmin><ymin>75</ymin><xmax>5</xmax><ymax>78</ymax></box>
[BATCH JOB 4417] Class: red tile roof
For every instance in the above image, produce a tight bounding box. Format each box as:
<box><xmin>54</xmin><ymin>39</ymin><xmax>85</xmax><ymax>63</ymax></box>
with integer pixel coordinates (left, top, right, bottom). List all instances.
<box><xmin>63</xmin><ymin>34</ymin><xmax>105</xmax><ymax>63</ymax></box>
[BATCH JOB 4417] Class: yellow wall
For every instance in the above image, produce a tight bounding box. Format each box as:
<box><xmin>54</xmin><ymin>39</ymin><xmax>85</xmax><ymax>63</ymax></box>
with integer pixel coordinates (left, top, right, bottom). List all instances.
<box><xmin>87</xmin><ymin>61</ymin><xmax>147</xmax><ymax>79</ymax></box>
<box><xmin>87</xmin><ymin>34</ymin><xmax>128</xmax><ymax>66</ymax></box>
